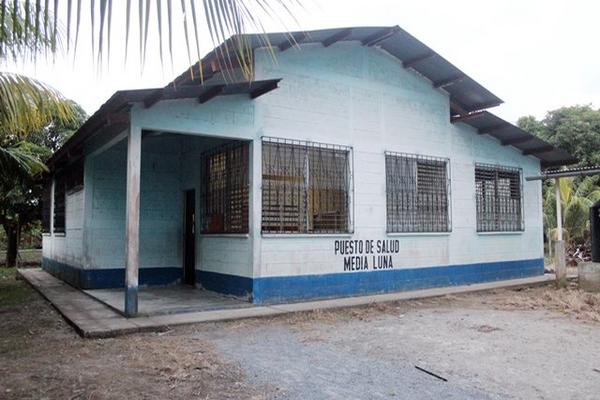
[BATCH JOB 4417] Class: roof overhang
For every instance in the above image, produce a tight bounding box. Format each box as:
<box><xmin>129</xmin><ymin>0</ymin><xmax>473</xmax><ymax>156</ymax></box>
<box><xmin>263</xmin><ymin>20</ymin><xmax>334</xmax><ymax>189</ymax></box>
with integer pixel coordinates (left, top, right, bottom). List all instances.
<box><xmin>47</xmin><ymin>79</ymin><xmax>281</xmax><ymax>171</ymax></box>
<box><xmin>171</xmin><ymin>26</ymin><xmax>503</xmax><ymax>117</ymax></box>
<box><xmin>526</xmin><ymin>165</ymin><xmax>600</xmax><ymax>181</ymax></box>
<box><xmin>452</xmin><ymin>111</ymin><xmax>578</xmax><ymax>168</ymax></box>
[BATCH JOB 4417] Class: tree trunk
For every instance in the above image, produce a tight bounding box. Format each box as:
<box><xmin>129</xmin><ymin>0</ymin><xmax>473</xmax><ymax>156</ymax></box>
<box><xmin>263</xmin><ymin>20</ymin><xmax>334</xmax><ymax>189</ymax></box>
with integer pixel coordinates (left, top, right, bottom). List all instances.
<box><xmin>4</xmin><ymin>223</ymin><xmax>19</xmax><ymax>268</ymax></box>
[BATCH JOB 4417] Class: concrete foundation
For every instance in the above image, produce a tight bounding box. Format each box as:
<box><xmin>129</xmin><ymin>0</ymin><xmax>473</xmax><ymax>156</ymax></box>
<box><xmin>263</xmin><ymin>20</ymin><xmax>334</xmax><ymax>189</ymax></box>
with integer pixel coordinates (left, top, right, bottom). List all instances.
<box><xmin>578</xmin><ymin>262</ymin><xmax>600</xmax><ymax>292</ymax></box>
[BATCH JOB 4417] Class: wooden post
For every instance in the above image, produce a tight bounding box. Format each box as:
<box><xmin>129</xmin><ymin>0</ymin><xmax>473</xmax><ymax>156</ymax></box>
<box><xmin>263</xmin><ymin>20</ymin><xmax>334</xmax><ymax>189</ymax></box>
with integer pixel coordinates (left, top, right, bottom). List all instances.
<box><xmin>555</xmin><ymin>178</ymin><xmax>563</xmax><ymax>241</ymax></box>
<box><xmin>124</xmin><ymin>124</ymin><xmax>142</xmax><ymax>317</ymax></box>
<box><xmin>554</xmin><ymin>177</ymin><xmax>567</xmax><ymax>287</ymax></box>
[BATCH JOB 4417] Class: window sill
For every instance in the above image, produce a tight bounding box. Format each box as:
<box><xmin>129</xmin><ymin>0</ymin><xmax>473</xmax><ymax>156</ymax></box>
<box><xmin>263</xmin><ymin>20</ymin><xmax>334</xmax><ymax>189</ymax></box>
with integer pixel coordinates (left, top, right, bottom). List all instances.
<box><xmin>53</xmin><ymin>232</ymin><xmax>66</xmax><ymax>237</ymax></box>
<box><xmin>477</xmin><ymin>231</ymin><xmax>524</xmax><ymax>236</ymax></box>
<box><xmin>42</xmin><ymin>233</ymin><xmax>51</xmax><ymax>237</ymax></box>
<box><xmin>262</xmin><ymin>233</ymin><xmax>354</xmax><ymax>238</ymax></box>
<box><xmin>199</xmin><ymin>234</ymin><xmax>249</xmax><ymax>238</ymax></box>
<box><xmin>387</xmin><ymin>232</ymin><xmax>451</xmax><ymax>237</ymax></box>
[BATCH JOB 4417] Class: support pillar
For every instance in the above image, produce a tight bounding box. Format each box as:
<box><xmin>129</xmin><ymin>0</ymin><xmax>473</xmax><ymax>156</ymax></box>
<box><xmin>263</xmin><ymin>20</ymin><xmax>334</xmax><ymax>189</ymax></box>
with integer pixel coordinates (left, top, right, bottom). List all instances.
<box><xmin>554</xmin><ymin>240</ymin><xmax>567</xmax><ymax>287</ymax></box>
<box><xmin>124</xmin><ymin>124</ymin><xmax>142</xmax><ymax>317</ymax></box>
<box><xmin>554</xmin><ymin>177</ymin><xmax>567</xmax><ymax>287</ymax></box>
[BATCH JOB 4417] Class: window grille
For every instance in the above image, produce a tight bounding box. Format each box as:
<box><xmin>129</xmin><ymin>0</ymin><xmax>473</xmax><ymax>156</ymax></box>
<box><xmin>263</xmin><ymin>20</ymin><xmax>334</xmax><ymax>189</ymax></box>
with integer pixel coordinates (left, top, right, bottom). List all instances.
<box><xmin>65</xmin><ymin>160</ymin><xmax>84</xmax><ymax>193</ymax></box>
<box><xmin>42</xmin><ymin>181</ymin><xmax>52</xmax><ymax>234</ymax></box>
<box><xmin>385</xmin><ymin>152</ymin><xmax>451</xmax><ymax>233</ymax></box>
<box><xmin>475</xmin><ymin>163</ymin><xmax>523</xmax><ymax>232</ymax></box>
<box><xmin>200</xmin><ymin>141</ymin><xmax>250</xmax><ymax>234</ymax></box>
<box><xmin>262</xmin><ymin>137</ymin><xmax>351</xmax><ymax>234</ymax></box>
<box><xmin>53</xmin><ymin>174</ymin><xmax>66</xmax><ymax>234</ymax></box>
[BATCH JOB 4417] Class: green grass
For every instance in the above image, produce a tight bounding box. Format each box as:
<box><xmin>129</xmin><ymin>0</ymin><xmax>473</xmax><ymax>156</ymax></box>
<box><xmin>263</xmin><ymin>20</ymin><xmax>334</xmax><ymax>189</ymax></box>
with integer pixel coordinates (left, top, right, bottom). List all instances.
<box><xmin>0</xmin><ymin>248</ymin><xmax>42</xmax><ymax>266</ymax></box>
<box><xmin>0</xmin><ymin>267</ymin><xmax>34</xmax><ymax>307</ymax></box>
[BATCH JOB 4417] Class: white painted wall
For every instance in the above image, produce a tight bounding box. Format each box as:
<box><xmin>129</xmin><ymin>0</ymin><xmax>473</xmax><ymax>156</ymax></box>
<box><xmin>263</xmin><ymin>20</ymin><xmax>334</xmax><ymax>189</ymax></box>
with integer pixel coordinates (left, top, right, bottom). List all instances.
<box><xmin>45</xmin><ymin>40</ymin><xmax>544</xmax><ymax>283</ymax></box>
<box><xmin>42</xmin><ymin>183</ymin><xmax>85</xmax><ymax>266</ymax></box>
<box><xmin>249</xmin><ymin>42</ymin><xmax>543</xmax><ymax>278</ymax></box>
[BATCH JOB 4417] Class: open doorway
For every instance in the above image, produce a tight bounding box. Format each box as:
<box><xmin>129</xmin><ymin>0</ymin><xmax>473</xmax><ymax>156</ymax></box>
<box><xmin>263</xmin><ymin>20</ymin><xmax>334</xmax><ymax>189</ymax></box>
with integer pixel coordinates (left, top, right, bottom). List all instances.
<box><xmin>183</xmin><ymin>189</ymin><xmax>196</xmax><ymax>285</ymax></box>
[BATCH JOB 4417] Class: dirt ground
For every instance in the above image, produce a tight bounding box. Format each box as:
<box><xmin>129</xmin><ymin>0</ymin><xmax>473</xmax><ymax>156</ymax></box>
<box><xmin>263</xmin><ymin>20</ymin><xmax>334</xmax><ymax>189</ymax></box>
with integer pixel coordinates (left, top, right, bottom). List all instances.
<box><xmin>1</xmin><ymin>268</ymin><xmax>599</xmax><ymax>399</ymax></box>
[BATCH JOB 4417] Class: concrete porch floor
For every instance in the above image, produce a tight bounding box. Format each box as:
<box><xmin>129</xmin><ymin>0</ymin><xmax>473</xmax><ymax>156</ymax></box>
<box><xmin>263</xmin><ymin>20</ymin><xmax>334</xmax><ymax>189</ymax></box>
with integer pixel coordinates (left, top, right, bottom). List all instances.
<box><xmin>84</xmin><ymin>286</ymin><xmax>252</xmax><ymax>317</ymax></box>
<box><xmin>19</xmin><ymin>268</ymin><xmax>556</xmax><ymax>338</ymax></box>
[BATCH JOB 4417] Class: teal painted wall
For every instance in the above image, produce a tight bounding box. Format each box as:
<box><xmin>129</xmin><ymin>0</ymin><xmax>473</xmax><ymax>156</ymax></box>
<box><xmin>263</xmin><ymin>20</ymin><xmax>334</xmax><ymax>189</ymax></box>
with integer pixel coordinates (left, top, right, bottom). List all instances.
<box><xmin>84</xmin><ymin>136</ymin><xmax>182</xmax><ymax>270</ymax></box>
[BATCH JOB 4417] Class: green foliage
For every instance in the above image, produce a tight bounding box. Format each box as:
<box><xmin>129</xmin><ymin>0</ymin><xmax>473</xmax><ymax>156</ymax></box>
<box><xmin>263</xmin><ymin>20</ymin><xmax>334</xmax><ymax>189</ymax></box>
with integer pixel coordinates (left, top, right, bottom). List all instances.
<box><xmin>520</xmin><ymin>106</ymin><xmax>600</xmax><ymax>247</ymax></box>
<box><xmin>0</xmin><ymin>267</ymin><xmax>33</xmax><ymax>306</ymax></box>
<box><xmin>518</xmin><ymin>105</ymin><xmax>600</xmax><ymax>167</ymax></box>
<box><xmin>542</xmin><ymin>176</ymin><xmax>600</xmax><ymax>245</ymax></box>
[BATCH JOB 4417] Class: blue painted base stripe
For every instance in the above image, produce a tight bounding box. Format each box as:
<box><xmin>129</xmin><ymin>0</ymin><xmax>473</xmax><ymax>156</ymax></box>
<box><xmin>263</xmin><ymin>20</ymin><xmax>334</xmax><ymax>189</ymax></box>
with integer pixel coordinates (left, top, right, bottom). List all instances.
<box><xmin>252</xmin><ymin>258</ymin><xmax>544</xmax><ymax>304</ymax></box>
<box><xmin>42</xmin><ymin>258</ymin><xmax>182</xmax><ymax>289</ymax></box>
<box><xmin>196</xmin><ymin>270</ymin><xmax>253</xmax><ymax>299</ymax></box>
<box><xmin>42</xmin><ymin>257</ymin><xmax>544</xmax><ymax>304</ymax></box>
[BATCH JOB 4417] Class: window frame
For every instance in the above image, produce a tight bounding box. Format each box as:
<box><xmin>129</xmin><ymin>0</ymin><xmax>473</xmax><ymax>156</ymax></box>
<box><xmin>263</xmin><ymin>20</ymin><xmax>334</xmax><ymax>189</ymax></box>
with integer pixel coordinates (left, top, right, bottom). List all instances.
<box><xmin>41</xmin><ymin>180</ymin><xmax>52</xmax><ymax>235</ymax></box>
<box><xmin>261</xmin><ymin>137</ymin><xmax>354</xmax><ymax>235</ymax></box>
<box><xmin>474</xmin><ymin>163</ymin><xmax>524</xmax><ymax>233</ymax></box>
<box><xmin>65</xmin><ymin>160</ymin><xmax>84</xmax><ymax>194</ymax></box>
<box><xmin>53</xmin><ymin>174</ymin><xmax>66</xmax><ymax>235</ymax></box>
<box><xmin>199</xmin><ymin>140</ymin><xmax>250</xmax><ymax>235</ymax></box>
<box><xmin>384</xmin><ymin>151</ymin><xmax>452</xmax><ymax>234</ymax></box>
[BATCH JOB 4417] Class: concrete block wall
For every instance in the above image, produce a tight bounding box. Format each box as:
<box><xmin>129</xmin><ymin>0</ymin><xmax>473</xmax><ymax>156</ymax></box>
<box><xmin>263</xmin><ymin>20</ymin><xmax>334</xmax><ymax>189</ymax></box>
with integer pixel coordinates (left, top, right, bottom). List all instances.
<box><xmin>44</xmin><ymin>40</ymin><xmax>545</xmax><ymax>300</ymax></box>
<box><xmin>247</xmin><ymin>42</ymin><xmax>543</xmax><ymax>293</ymax></box>
<box><xmin>130</xmin><ymin>92</ymin><xmax>262</xmax><ymax>291</ymax></box>
<box><xmin>42</xmin><ymin>185</ymin><xmax>85</xmax><ymax>266</ymax></box>
<box><xmin>179</xmin><ymin>136</ymin><xmax>254</xmax><ymax>294</ymax></box>
<box><xmin>80</xmin><ymin>135</ymin><xmax>183</xmax><ymax>287</ymax></box>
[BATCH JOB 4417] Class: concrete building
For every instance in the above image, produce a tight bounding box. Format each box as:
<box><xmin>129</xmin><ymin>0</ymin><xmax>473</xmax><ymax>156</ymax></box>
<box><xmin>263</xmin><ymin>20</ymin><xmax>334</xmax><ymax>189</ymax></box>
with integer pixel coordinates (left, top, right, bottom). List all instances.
<box><xmin>41</xmin><ymin>26</ymin><xmax>576</xmax><ymax>315</ymax></box>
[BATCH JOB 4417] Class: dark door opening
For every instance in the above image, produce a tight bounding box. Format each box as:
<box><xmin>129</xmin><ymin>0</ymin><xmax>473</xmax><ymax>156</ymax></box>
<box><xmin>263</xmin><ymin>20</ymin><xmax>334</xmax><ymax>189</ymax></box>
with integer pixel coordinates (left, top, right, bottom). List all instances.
<box><xmin>183</xmin><ymin>189</ymin><xmax>196</xmax><ymax>285</ymax></box>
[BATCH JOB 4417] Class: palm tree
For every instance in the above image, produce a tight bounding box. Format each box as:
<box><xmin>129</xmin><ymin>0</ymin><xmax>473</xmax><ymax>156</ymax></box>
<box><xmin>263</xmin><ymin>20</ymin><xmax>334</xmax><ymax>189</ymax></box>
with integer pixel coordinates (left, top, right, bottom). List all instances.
<box><xmin>1</xmin><ymin>1</ymin><xmax>300</xmax><ymax>267</ymax></box>
<box><xmin>543</xmin><ymin>176</ymin><xmax>600</xmax><ymax>246</ymax></box>
<box><xmin>1</xmin><ymin>1</ymin><xmax>300</xmax><ymax>76</ymax></box>
<box><xmin>0</xmin><ymin>73</ymin><xmax>79</xmax><ymax>180</ymax></box>
<box><xmin>1</xmin><ymin>0</ymin><xmax>300</xmax><ymax>176</ymax></box>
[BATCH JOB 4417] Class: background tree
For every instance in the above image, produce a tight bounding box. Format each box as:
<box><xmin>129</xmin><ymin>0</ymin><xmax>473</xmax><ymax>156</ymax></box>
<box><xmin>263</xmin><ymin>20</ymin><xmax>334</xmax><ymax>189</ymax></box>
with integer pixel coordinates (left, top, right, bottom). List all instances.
<box><xmin>517</xmin><ymin>105</ymin><xmax>600</xmax><ymax>167</ymax></box>
<box><xmin>1</xmin><ymin>106</ymin><xmax>87</xmax><ymax>267</ymax></box>
<box><xmin>519</xmin><ymin>105</ymin><xmax>600</xmax><ymax>252</ymax></box>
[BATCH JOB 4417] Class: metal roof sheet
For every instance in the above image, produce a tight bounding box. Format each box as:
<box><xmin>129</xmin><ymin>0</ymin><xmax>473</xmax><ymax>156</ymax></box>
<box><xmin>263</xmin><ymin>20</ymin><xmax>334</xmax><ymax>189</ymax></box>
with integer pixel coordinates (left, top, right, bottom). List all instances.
<box><xmin>526</xmin><ymin>165</ymin><xmax>600</xmax><ymax>180</ymax></box>
<box><xmin>454</xmin><ymin>111</ymin><xmax>578</xmax><ymax>168</ymax></box>
<box><xmin>47</xmin><ymin>80</ymin><xmax>281</xmax><ymax>169</ymax></box>
<box><xmin>172</xmin><ymin>26</ymin><xmax>503</xmax><ymax>116</ymax></box>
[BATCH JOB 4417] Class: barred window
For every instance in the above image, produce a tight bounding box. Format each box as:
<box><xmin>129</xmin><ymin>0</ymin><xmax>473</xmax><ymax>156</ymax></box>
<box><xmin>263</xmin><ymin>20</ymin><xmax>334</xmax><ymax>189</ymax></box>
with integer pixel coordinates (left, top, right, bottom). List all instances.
<box><xmin>262</xmin><ymin>137</ymin><xmax>351</xmax><ymax>234</ymax></box>
<box><xmin>200</xmin><ymin>141</ymin><xmax>249</xmax><ymax>234</ymax></box>
<box><xmin>53</xmin><ymin>175</ymin><xmax>66</xmax><ymax>234</ymax></box>
<box><xmin>385</xmin><ymin>152</ymin><xmax>451</xmax><ymax>233</ymax></box>
<box><xmin>42</xmin><ymin>181</ymin><xmax>52</xmax><ymax>234</ymax></box>
<box><xmin>475</xmin><ymin>164</ymin><xmax>523</xmax><ymax>232</ymax></box>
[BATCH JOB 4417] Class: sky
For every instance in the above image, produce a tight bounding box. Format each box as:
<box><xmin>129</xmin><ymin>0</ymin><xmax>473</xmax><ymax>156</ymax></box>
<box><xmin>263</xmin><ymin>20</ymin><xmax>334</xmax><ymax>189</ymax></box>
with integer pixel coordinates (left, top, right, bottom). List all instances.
<box><xmin>4</xmin><ymin>0</ymin><xmax>600</xmax><ymax>123</ymax></box>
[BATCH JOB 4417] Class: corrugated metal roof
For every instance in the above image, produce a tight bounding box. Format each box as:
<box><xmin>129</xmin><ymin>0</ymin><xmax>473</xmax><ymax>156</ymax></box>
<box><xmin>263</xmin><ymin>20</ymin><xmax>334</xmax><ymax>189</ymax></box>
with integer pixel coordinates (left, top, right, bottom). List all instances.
<box><xmin>453</xmin><ymin>111</ymin><xmax>578</xmax><ymax>168</ymax></box>
<box><xmin>47</xmin><ymin>80</ymin><xmax>281</xmax><ymax>169</ymax></box>
<box><xmin>171</xmin><ymin>26</ymin><xmax>503</xmax><ymax>116</ymax></box>
<box><xmin>526</xmin><ymin>165</ymin><xmax>600</xmax><ymax>180</ymax></box>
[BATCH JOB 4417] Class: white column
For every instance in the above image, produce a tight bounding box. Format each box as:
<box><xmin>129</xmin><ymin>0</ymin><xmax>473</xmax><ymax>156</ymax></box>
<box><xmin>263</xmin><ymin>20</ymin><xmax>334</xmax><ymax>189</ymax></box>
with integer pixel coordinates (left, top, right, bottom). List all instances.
<box><xmin>555</xmin><ymin>178</ymin><xmax>563</xmax><ymax>241</ymax></box>
<box><xmin>124</xmin><ymin>124</ymin><xmax>142</xmax><ymax>317</ymax></box>
<box><xmin>554</xmin><ymin>177</ymin><xmax>567</xmax><ymax>286</ymax></box>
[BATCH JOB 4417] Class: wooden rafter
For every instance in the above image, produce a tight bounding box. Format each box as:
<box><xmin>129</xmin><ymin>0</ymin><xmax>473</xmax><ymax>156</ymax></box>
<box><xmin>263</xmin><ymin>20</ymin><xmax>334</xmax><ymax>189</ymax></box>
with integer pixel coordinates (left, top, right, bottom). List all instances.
<box><xmin>322</xmin><ymin>28</ymin><xmax>352</xmax><ymax>47</ymax></box>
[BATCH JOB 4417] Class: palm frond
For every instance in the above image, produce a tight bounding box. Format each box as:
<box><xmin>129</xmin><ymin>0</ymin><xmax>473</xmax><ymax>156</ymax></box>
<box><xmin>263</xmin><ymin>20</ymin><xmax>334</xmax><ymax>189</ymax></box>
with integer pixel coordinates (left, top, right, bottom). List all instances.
<box><xmin>0</xmin><ymin>71</ymin><xmax>79</xmax><ymax>137</ymax></box>
<box><xmin>587</xmin><ymin>189</ymin><xmax>600</xmax><ymax>204</ymax></box>
<box><xmin>574</xmin><ymin>176</ymin><xmax>600</xmax><ymax>198</ymax></box>
<box><xmin>1</xmin><ymin>1</ymin><xmax>301</xmax><ymax>78</ymax></box>
<box><xmin>0</xmin><ymin>0</ymin><xmax>59</xmax><ymax>62</ymax></box>
<box><xmin>0</xmin><ymin>141</ymin><xmax>48</xmax><ymax>180</ymax></box>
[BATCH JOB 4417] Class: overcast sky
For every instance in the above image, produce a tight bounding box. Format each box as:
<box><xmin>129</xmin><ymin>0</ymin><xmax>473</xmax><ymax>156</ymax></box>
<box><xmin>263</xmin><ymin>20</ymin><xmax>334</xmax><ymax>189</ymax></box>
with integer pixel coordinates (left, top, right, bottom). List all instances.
<box><xmin>5</xmin><ymin>0</ymin><xmax>600</xmax><ymax>123</ymax></box>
